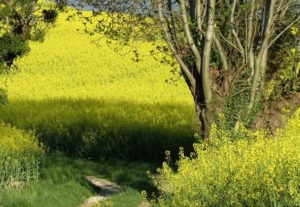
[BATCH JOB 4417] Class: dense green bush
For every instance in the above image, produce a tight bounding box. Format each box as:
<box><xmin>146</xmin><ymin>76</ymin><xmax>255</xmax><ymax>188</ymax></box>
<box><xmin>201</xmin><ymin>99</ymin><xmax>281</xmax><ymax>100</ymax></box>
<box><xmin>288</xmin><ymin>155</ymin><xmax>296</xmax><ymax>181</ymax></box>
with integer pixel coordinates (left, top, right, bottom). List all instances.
<box><xmin>0</xmin><ymin>123</ymin><xmax>44</xmax><ymax>189</ymax></box>
<box><xmin>151</xmin><ymin>110</ymin><xmax>300</xmax><ymax>206</ymax></box>
<box><xmin>0</xmin><ymin>34</ymin><xmax>30</xmax><ymax>70</ymax></box>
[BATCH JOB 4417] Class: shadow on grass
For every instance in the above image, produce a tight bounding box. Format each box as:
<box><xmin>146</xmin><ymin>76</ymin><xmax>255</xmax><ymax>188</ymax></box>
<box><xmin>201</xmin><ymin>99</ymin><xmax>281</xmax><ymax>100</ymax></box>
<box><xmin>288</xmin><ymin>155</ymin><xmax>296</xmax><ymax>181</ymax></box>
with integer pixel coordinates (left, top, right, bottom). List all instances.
<box><xmin>0</xmin><ymin>98</ymin><xmax>197</xmax><ymax>163</ymax></box>
<box><xmin>45</xmin><ymin>153</ymin><xmax>157</xmax><ymax>192</ymax></box>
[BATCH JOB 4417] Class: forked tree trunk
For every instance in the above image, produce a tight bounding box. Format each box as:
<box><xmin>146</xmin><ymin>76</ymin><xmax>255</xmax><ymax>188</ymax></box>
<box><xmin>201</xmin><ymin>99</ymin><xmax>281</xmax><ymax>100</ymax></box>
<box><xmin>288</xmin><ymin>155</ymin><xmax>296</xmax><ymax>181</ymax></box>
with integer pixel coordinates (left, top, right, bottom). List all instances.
<box><xmin>248</xmin><ymin>0</ymin><xmax>275</xmax><ymax>114</ymax></box>
<box><xmin>157</xmin><ymin>0</ymin><xmax>298</xmax><ymax>141</ymax></box>
<box><xmin>248</xmin><ymin>49</ymin><xmax>269</xmax><ymax>116</ymax></box>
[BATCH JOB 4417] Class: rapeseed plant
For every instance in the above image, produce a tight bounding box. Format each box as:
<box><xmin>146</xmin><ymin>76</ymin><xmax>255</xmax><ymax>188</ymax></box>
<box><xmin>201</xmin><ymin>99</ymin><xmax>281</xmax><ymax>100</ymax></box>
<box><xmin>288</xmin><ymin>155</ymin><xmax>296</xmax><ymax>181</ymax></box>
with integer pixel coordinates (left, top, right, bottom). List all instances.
<box><xmin>0</xmin><ymin>123</ymin><xmax>44</xmax><ymax>189</ymax></box>
<box><xmin>152</xmin><ymin>109</ymin><xmax>300</xmax><ymax>206</ymax></box>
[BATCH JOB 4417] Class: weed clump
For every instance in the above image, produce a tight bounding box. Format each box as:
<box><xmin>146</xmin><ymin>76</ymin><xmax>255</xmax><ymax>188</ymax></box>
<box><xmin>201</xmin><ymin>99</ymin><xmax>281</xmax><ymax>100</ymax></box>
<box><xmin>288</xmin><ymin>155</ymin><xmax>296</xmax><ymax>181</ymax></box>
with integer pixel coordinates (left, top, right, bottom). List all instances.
<box><xmin>0</xmin><ymin>123</ymin><xmax>44</xmax><ymax>189</ymax></box>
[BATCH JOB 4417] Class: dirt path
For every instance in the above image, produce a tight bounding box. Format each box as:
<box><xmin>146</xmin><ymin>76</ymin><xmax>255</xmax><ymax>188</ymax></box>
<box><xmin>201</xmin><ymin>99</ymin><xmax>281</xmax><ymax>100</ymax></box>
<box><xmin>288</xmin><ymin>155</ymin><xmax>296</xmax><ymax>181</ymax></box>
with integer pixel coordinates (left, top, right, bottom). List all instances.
<box><xmin>80</xmin><ymin>176</ymin><xmax>120</xmax><ymax>207</ymax></box>
<box><xmin>80</xmin><ymin>175</ymin><xmax>150</xmax><ymax>207</ymax></box>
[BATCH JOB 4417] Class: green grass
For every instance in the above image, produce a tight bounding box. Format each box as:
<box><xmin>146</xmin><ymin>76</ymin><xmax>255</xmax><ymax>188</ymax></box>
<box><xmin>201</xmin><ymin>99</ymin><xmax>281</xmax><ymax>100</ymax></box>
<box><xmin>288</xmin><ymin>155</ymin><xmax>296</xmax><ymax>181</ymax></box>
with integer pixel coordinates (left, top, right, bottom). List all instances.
<box><xmin>1</xmin><ymin>181</ymin><xmax>92</xmax><ymax>207</ymax></box>
<box><xmin>101</xmin><ymin>188</ymin><xmax>145</xmax><ymax>207</ymax></box>
<box><xmin>0</xmin><ymin>154</ymin><xmax>155</xmax><ymax>207</ymax></box>
<box><xmin>46</xmin><ymin>153</ymin><xmax>157</xmax><ymax>192</ymax></box>
<box><xmin>0</xmin><ymin>155</ymin><xmax>93</xmax><ymax>207</ymax></box>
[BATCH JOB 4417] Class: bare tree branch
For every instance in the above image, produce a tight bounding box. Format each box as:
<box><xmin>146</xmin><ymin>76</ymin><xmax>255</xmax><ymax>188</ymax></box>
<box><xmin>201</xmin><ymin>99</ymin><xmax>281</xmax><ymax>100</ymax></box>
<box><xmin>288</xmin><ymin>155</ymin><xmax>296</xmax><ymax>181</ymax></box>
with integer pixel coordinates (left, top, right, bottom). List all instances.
<box><xmin>179</xmin><ymin>0</ymin><xmax>202</xmax><ymax>74</ymax></box>
<box><xmin>268</xmin><ymin>15</ymin><xmax>300</xmax><ymax>48</ymax></box>
<box><xmin>158</xmin><ymin>0</ymin><xmax>196</xmax><ymax>90</ymax></box>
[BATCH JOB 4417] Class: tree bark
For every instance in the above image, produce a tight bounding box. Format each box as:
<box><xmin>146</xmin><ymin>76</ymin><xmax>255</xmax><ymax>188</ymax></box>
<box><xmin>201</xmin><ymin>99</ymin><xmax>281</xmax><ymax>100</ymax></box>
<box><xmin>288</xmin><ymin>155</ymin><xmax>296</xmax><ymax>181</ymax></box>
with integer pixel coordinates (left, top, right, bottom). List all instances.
<box><xmin>200</xmin><ymin>0</ymin><xmax>215</xmax><ymax>140</ymax></box>
<box><xmin>248</xmin><ymin>0</ymin><xmax>275</xmax><ymax>114</ymax></box>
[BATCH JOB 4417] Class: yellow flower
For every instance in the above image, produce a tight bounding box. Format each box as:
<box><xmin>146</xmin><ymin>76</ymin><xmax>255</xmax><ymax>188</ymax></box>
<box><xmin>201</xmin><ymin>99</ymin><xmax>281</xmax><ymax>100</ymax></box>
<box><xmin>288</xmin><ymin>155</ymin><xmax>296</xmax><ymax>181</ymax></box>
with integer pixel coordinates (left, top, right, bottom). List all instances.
<box><xmin>291</xmin><ymin>48</ymin><xmax>296</xmax><ymax>54</ymax></box>
<box><xmin>291</xmin><ymin>27</ymin><xmax>299</xmax><ymax>36</ymax></box>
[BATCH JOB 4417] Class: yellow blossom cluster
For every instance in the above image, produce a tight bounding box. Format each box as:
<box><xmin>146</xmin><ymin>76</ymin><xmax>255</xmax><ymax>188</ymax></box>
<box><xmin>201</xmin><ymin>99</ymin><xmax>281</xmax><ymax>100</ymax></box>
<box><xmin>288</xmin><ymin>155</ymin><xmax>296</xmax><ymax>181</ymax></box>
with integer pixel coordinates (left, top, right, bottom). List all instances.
<box><xmin>154</xmin><ymin>109</ymin><xmax>300</xmax><ymax>206</ymax></box>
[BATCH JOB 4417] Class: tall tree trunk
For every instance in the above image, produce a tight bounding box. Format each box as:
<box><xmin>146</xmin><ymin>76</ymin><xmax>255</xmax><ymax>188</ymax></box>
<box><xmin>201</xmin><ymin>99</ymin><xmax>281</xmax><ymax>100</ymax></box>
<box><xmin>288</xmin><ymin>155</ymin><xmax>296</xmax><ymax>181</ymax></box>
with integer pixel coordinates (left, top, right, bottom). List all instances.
<box><xmin>193</xmin><ymin>76</ymin><xmax>212</xmax><ymax>141</ymax></box>
<box><xmin>200</xmin><ymin>0</ymin><xmax>215</xmax><ymax>140</ymax></box>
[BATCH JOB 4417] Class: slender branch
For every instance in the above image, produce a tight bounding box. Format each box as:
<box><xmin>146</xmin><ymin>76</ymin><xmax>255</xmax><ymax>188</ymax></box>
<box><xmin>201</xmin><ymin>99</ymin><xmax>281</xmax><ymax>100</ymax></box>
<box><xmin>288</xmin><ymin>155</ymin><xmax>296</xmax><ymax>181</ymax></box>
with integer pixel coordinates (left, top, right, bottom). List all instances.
<box><xmin>230</xmin><ymin>0</ymin><xmax>245</xmax><ymax>57</ymax></box>
<box><xmin>157</xmin><ymin>0</ymin><xmax>196</xmax><ymax>89</ymax></box>
<box><xmin>219</xmin><ymin>30</ymin><xmax>244</xmax><ymax>54</ymax></box>
<box><xmin>248</xmin><ymin>0</ymin><xmax>276</xmax><ymax>113</ymax></box>
<box><xmin>259</xmin><ymin>0</ymin><xmax>275</xmax><ymax>54</ymax></box>
<box><xmin>268</xmin><ymin>15</ymin><xmax>300</xmax><ymax>48</ymax></box>
<box><xmin>179</xmin><ymin>0</ymin><xmax>202</xmax><ymax>74</ymax></box>
<box><xmin>213</xmin><ymin>33</ymin><xmax>229</xmax><ymax>71</ymax></box>
<box><xmin>247</xmin><ymin>0</ymin><xmax>256</xmax><ymax>76</ymax></box>
<box><xmin>196</xmin><ymin>0</ymin><xmax>203</xmax><ymax>36</ymax></box>
<box><xmin>201</xmin><ymin>0</ymin><xmax>215</xmax><ymax>105</ymax></box>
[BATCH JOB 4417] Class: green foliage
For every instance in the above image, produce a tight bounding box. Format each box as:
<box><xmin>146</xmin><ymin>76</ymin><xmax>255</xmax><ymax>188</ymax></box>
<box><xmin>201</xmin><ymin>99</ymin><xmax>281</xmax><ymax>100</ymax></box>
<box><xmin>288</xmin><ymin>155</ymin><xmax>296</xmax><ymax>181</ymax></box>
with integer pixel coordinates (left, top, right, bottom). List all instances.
<box><xmin>0</xmin><ymin>0</ymin><xmax>60</xmax><ymax>72</ymax></box>
<box><xmin>267</xmin><ymin>51</ymin><xmax>300</xmax><ymax>100</ymax></box>
<box><xmin>0</xmin><ymin>34</ymin><xmax>30</xmax><ymax>69</ymax></box>
<box><xmin>151</xmin><ymin>110</ymin><xmax>300</xmax><ymax>206</ymax></box>
<box><xmin>42</xmin><ymin>9</ymin><xmax>59</xmax><ymax>24</ymax></box>
<box><xmin>216</xmin><ymin>71</ymin><xmax>263</xmax><ymax>131</ymax></box>
<box><xmin>0</xmin><ymin>122</ymin><xmax>44</xmax><ymax>189</ymax></box>
<box><xmin>267</xmin><ymin>27</ymin><xmax>300</xmax><ymax>100</ymax></box>
<box><xmin>100</xmin><ymin>188</ymin><xmax>144</xmax><ymax>207</ymax></box>
<box><xmin>219</xmin><ymin>73</ymin><xmax>251</xmax><ymax>129</ymax></box>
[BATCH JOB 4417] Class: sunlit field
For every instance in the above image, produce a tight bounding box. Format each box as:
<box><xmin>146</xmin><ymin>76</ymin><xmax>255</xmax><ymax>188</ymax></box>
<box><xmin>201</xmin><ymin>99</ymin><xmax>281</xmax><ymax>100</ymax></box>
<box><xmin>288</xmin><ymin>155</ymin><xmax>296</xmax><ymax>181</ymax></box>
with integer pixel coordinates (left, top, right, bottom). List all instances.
<box><xmin>4</xmin><ymin>11</ymin><xmax>191</xmax><ymax>103</ymax></box>
<box><xmin>0</xmin><ymin>10</ymin><xmax>197</xmax><ymax>162</ymax></box>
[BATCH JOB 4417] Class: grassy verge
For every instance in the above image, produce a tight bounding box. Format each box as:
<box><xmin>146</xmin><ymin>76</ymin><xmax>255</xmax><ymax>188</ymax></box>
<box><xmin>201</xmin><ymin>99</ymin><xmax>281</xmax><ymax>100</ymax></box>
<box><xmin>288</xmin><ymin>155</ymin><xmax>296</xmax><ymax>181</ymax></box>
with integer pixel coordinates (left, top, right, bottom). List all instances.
<box><xmin>0</xmin><ymin>154</ymin><xmax>156</xmax><ymax>207</ymax></box>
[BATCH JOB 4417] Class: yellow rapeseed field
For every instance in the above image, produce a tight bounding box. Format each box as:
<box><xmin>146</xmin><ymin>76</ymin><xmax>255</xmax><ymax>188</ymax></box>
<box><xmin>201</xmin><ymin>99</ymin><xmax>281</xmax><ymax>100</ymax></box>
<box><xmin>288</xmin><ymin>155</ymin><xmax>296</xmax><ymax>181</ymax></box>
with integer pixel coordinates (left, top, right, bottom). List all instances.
<box><xmin>0</xmin><ymin>9</ymin><xmax>197</xmax><ymax>162</ymax></box>
<box><xmin>2</xmin><ymin>10</ymin><xmax>192</xmax><ymax>105</ymax></box>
